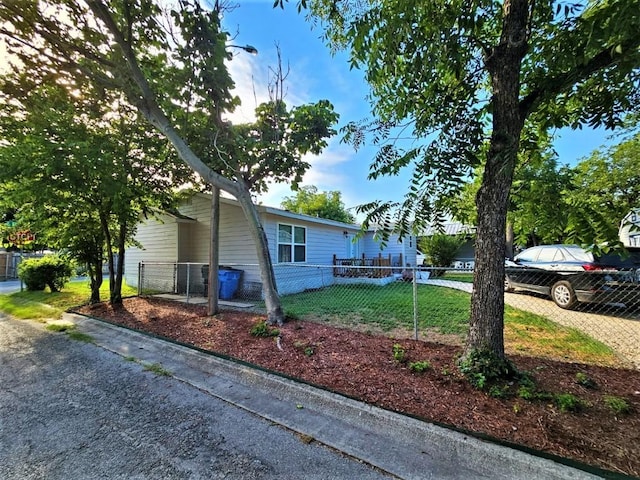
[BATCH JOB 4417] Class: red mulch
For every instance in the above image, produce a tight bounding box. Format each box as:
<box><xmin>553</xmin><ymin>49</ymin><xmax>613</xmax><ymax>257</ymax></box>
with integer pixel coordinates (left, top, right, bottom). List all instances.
<box><xmin>74</xmin><ymin>297</ymin><xmax>640</xmax><ymax>477</ymax></box>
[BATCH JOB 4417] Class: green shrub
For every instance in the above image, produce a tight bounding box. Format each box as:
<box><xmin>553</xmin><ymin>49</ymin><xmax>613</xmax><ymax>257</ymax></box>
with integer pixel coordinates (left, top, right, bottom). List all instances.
<box><xmin>458</xmin><ymin>349</ymin><xmax>518</xmax><ymax>390</ymax></box>
<box><xmin>18</xmin><ymin>255</ymin><xmax>73</xmax><ymax>292</ymax></box>
<box><xmin>250</xmin><ymin>320</ymin><xmax>280</xmax><ymax>338</ymax></box>
<box><xmin>575</xmin><ymin>372</ymin><xmax>597</xmax><ymax>389</ymax></box>
<box><xmin>604</xmin><ymin>395</ymin><xmax>631</xmax><ymax>415</ymax></box>
<box><xmin>489</xmin><ymin>384</ymin><xmax>511</xmax><ymax>399</ymax></box>
<box><xmin>409</xmin><ymin>360</ymin><xmax>431</xmax><ymax>373</ymax></box>
<box><xmin>555</xmin><ymin>393</ymin><xmax>586</xmax><ymax>413</ymax></box>
<box><xmin>419</xmin><ymin>234</ymin><xmax>464</xmax><ymax>276</ymax></box>
<box><xmin>392</xmin><ymin>343</ymin><xmax>406</xmax><ymax>363</ymax></box>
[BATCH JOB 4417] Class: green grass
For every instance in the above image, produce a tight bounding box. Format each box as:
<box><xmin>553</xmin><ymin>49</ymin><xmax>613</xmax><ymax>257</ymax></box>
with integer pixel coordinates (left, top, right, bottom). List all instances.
<box><xmin>67</xmin><ymin>331</ymin><xmax>95</xmax><ymax>343</ymax></box>
<box><xmin>504</xmin><ymin>306</ymin><xmax>617</xmax><ymax>366</ymax></box>
<box><xmin>280</xmin><ymin>282</ymin><xmax>618</xmax><ymax>366</ymax></box>
<box><xmin>282</xmin><ymin>282</ymin><xmax>471</xmax><ymax>334</ymax></box>
<box><xmin>440</xmin><ymin>272</ymin><xmax>474</xmax><ymax>283</ymax></box>
<box><xmin>143</xmin><ymin>362</ymin><xmax>171</xmax><ymax>376</ymax></box>
<box><xmin>0</xmin><ymin>280</ymin><xmax>137</xmax><ymax>321</ymax></box>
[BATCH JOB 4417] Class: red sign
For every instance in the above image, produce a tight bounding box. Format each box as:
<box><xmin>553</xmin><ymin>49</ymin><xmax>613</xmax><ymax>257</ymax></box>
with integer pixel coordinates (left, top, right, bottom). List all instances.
<box><xmin>7</xmin><ymin>230</ymin><xmax>36</xmax><ymax>246</ymax></box>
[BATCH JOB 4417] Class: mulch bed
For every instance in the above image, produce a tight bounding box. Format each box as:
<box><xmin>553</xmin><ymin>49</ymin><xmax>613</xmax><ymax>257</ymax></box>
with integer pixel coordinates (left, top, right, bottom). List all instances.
<box><xmin>74</xmin><ymin>296</ymin><xmax>640</xmax><ymax>477</ymax></box>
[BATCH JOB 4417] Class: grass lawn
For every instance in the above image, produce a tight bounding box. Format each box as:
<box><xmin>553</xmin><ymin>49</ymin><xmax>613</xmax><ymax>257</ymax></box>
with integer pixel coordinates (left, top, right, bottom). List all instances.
<box><xmin>0</xmin><ymin>280</ymin><xmax>137</xmax><ymax>321</ymax></box>
<box><xmin>282</xmin><ymin>282</ymin><xmax>470</xmax><ymax>334</ymax></box>
<box><xmin>281</xmin><ymin>282</ymin><xmax>618</xmax><ymax>366</ymax></box>
<box><xmin>440</xmin><ymin>271</ymin><xmax>474</xmax><ymax>283</ymax></box>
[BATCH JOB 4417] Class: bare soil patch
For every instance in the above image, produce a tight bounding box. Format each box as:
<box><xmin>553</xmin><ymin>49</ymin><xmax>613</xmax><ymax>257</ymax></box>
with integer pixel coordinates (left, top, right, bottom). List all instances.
<box><xmin>74</xmin><ymin>297</ymin><xmax>640</xmax><ymax>477</ymax></box>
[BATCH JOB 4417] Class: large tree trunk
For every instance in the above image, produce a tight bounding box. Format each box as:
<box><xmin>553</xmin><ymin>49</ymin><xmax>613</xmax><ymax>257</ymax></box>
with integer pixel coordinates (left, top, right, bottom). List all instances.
<box><xmin>235</xmin><ymin>188</ymin><xmax>284</xmax><ymax>326</ymax></box>
<box><xmin>99</xmin><ymin>212</ymin><xmax>117</xmax><ymax>302</ymax></box>
<box><xmin>208</xmin><ymin>187</ymin><xmax>220</xmax><ymax>316</ymax></box>
<box><xmin>464</xmin><ymin>0</ymin><xmax>529</xmax><ymax>360</ymax></box>
<box><xmin>505</xmin><ymin>222</ymin><xmax>515</xmax><ymax>260</ymax></box>
<box><xmin>88</xmin><ymin>257</ymin><xmax>103</xmax><ymax>304</ymax></box>
<box><xmin>112</xmin><ymin>222</ymin><xmax>126</xmax><ymax>305</ymax></box>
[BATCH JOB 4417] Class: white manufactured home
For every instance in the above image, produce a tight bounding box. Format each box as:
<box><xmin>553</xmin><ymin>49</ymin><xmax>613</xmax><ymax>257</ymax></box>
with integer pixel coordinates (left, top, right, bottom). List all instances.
<box><xmin>125</xmin><ymin>193</ymin><xmax>419</xmax><ymax>297</ymax></box>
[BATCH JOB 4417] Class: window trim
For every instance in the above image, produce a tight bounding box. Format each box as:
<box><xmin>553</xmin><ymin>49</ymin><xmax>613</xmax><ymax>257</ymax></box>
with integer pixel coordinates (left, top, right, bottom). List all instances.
<box><xmin>277</xmin><ymin>223</ymin><xmax>307</xmax><ymax>263</ymax></box>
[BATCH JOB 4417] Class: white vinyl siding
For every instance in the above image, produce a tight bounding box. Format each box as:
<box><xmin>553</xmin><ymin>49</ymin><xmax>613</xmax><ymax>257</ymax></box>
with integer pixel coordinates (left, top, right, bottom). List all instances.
<box><xmin>178</xmin><ymin>195</ymin><xmax>260</xmax><ymax>285</ymax></box>
<box><xmin>124</xmin><ymin>214</ymin><xmax>179</xmax><ymax>288</ymax></box>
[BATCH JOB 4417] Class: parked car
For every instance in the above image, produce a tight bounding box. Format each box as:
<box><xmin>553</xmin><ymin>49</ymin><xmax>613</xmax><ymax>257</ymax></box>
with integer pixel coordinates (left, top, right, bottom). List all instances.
<box><xmin>505</xmin><ymin>244</ymin><xmax>640</xmax><ymax>309</ymax></box>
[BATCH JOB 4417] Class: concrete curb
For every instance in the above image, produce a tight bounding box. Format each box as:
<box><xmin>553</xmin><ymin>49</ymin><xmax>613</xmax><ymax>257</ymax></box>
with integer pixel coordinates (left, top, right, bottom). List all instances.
<box><xmin>64</xmin><ymin>312</ymin><xmax>604</xmax><ymax>480</ymax></box>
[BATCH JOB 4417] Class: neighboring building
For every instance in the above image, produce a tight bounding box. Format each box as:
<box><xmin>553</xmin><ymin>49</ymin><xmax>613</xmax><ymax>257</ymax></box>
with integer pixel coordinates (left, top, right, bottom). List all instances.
<box><xmin>125</xmin><ymin>193</ymin><xmax>418</xmax><ymax>297</ymax></box>
<box><xmin>620</xmin><ymin>209</ymin><xmax>640</xmax><ymax>247</ymax></box>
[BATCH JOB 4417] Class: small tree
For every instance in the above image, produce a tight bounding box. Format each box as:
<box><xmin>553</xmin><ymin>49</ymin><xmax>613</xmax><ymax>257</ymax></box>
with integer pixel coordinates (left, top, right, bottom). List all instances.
<box><xmin>419</xmin><ymin>234</ymin><xmax>464</xmax><ymax>277</ymax></box>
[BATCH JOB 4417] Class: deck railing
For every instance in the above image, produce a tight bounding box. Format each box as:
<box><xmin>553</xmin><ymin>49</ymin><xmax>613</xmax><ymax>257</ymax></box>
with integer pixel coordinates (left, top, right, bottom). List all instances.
<box><xmin>332</xmin><ymin>253</ymin><xmax>403</xmax><ymax>278</ymax></box>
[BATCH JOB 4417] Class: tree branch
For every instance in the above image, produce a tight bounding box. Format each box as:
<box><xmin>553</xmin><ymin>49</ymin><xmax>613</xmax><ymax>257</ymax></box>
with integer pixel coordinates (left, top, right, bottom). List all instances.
<box><xmin>519</xmin><ymin>38</ymin><xmax>640</xmax><ymax>119</ymax></box>
<box><xmin>85</xmin><ymin>0</ymin><xmax>241</xmax><ymax>196</ymax></box>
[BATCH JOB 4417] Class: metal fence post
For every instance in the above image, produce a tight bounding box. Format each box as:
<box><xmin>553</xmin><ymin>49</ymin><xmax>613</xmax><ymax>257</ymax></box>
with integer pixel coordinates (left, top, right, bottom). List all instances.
<box><xmin>186</xmin><ymin>263</ymin><xmax>191</xmax><ymax>303</ymax></box>
<box><xmin>412</xmin><ymin>267</ymin><xmax>418</xmax><ymax>340</ymax></box>
<box><xmin>138</xmin><ymin>262</ymin><xmax>143</xmax><ymax>296</ymax></box>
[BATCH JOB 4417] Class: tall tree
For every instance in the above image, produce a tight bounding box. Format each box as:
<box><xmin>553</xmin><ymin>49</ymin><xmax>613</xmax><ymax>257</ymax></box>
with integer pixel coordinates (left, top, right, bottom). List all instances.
<box><xmin>306</xmin><ymin>0</ymin><xmax>640</xmax><ymax>367</ymax></box>
<box><xmin>0</xmin><ymin>1</ymin><xmax>337</xmax><ymax>325</ymax></box>
<box><xmin>0</xmin><ymin>80</ymin><xmax>184</xmax><ymax>304</ymax></box>
<box><xmin>281</xmin><ymin>185</ymin><xmax>355</xmax><ymax>223</ymax></box>
<box><xmin>564</xmin><ymin>132</ymin><xmax>640</xmax><ymax>248</ymax></box>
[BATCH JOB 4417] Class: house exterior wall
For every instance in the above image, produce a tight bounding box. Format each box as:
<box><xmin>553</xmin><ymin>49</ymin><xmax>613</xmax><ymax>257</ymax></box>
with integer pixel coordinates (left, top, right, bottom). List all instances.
<box><xmin>125</xmin><ymin>214</ymin><xmax>179</xmax><ymax>289</ymax></box>
<box><xmin>362</xmin><ymin>232</ymin><xmax>417</xmax><ymax>266</ymax></box>
<box><xmin>127</xmin><ymin>193</ymin><xmax>413</xmax><ymax>297</ymax></box>
<box><xmin>620</xmin><ymin>210</ymin><xmax>640</xmax><ymax>247</ymax></box>
<box><xmin>262</xmin><ymin>212</ymin><xmax>360</xmax><ymax>295</ymax></box>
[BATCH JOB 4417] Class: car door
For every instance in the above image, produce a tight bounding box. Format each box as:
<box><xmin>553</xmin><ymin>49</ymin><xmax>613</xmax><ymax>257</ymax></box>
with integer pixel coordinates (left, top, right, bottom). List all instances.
<box><xmin>507</xmin><ymin>246</ymin><xmax>543</xmax><ymax>291</ymax></box>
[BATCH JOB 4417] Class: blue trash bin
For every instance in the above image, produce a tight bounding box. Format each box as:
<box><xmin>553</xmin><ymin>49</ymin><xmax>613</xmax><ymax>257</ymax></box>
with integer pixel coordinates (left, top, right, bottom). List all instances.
<box><xmin>218</xmin><ymin>268</ymin><xmax>242</xmax><ymax>300</ymax></box>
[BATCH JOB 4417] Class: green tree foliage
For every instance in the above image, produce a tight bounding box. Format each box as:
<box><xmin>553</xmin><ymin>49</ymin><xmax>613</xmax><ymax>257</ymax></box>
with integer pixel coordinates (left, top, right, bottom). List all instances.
<box><xmin>451</xmin><ymin>133</ymin><xmax>640</xmax><ymax>252</ymax></box>
<box><xmin>0</xmin><ymin>80</ymin><xmax>185</xmax><ymax>304</ymax></box>
<box><xmin>564</xmin><ymin>133</ymin><xmax>640</xmax><ymax>249</ymax></box>
<box><xmin>281</xmin><ymin>186</ymin><xmax>355</xmax><ymax>223</ymax></box>
<box><xmin>18</xmin><ymin>255</ymin><xmax>73</xmax><ymax>292</ymax></box>
<box><xmin>450</xmin><ymin>154</ymin><xmax>573</xmax><ymax>250</ymax></box>
<box><xmin>418</xmin><ymin>234</ymin><xmax>464</xmax><ymax>277</ymax></box>
<box><xmin>0</xmin><ymin>1</ymin><xmax>338</xmax><ymax>324</ymax></box>
<box><xmin>307</xmin><ymin>0</ymin><xmax>640</xmax><ymax>364</ymax></box>
<box><xmin>228</xmin><ymin>100</ymin><xmax>338</xmax><ymax>193</ymax></box>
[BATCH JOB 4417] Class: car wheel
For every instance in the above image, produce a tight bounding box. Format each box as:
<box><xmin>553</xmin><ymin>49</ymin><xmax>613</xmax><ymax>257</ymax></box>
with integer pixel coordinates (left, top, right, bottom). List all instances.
<box><xmin>504</xmin><ymin>277</ymin><xmax>514</xmax><ymax>293</ymax></box>
<box><xmin>551</xmin><ymin>280</ymin><xmax>577</xmax><ymax>309</ymax></box>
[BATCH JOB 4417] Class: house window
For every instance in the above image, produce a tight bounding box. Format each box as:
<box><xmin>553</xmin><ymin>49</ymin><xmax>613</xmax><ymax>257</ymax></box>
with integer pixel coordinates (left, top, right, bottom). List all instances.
<box><xmin>278</xmin><ymin>224</ymin><xmax>306</xmax><ymax>263</ymax></box>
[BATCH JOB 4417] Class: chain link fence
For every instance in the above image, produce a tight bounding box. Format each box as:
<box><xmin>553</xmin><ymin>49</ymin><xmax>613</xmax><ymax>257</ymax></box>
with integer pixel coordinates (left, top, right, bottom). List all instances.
<box><xmin>137</xmin><ymin>261</ymin><xmax>640</xmax><ymax>369</ymax></box>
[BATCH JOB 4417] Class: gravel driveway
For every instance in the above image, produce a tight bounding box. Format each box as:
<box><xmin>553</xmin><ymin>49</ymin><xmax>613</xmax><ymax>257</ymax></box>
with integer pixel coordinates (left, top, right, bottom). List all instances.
<box><xmin>426</xmin><ymin>279</ymin><xmax>640</xmax><ymax>368</ymax></box>
<box><xmin>504</xmin><ymin>291</ymin><xmax>640</xmax><ymax>368</ymax></box>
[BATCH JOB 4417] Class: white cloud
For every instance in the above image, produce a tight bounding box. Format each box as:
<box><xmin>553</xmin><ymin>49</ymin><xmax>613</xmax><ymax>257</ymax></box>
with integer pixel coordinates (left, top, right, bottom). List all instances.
<box><xmin>224</xmin><ymin>43</ymin><xmax>315</xmax><ymax>124</ymax></box>
<box><xmin>224</xmin><ymin>52</ymin><xmax>268</xmax><ymax>124</ymax></box>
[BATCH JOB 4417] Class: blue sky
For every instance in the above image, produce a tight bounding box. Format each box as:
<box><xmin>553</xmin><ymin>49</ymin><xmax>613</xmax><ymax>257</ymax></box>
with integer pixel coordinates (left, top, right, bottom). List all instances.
<box><xmin>0</xmin><ymin>2</ymin><xmax>618</xmax><ymax>215</ymax></box>
<box><xmin>221</xmin><ymin>2</ymin><xmax>614</xmax><ymax>212</ymax></box>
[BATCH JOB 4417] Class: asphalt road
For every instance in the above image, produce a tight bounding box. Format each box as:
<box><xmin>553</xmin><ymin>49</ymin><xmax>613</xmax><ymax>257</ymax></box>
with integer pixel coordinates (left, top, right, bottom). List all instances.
<box><xmin>0</xmin><ymin>315</ymin><xmax>390</xmax><ymax>480</ymax></box>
